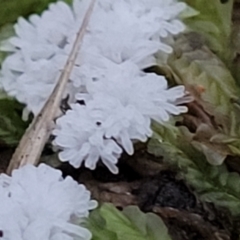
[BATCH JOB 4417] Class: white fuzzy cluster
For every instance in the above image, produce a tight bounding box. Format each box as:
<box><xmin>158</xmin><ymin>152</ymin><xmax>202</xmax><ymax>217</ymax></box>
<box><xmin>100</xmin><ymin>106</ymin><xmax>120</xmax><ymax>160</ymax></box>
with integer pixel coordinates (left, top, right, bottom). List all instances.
<box><xmin>0</xmin><ymin>164</ymin><xmax>97</xmax><ymax>240</ymax></box>
<box><xmin>0</xmin><ymin>0</ymin><xmax>189</xmax><ymax>173</ymax></box>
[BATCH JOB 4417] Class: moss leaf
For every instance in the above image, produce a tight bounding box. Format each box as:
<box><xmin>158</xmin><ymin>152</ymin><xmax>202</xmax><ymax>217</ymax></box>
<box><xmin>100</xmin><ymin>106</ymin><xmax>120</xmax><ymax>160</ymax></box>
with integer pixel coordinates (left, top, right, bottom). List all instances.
<box><xmin>181</xmin><ymin>0</ymin><xmax>234</xmax><ymax>63</ymax></box>
<box><xmin>86</xmin><ymin>203</ymin><xmax>172</xmax><ymax>240</ymax></box>
<box><xmin>161</xmin><ymin>33</ymin><xmax>240</xmax><ymax>162</ymax></box>
<box><xmin>148</xmin><ymin>122</ymin><xmax>240</xmax><ymax>216</ymax></box>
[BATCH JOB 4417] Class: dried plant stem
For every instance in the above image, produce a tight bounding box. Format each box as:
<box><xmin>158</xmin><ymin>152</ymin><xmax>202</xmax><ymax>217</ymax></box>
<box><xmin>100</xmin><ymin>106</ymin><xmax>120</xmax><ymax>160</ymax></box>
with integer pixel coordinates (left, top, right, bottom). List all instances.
<box><xmin>7</xmin><ymin>0</ymin><xmax>96</xmax><ymax>175</ymax></box>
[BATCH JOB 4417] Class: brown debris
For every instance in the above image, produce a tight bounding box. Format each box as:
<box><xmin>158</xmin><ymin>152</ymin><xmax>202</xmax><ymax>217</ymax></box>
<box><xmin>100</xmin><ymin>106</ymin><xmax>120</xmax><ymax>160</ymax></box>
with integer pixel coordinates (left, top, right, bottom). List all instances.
<box><xmin>84</xmin><ymin>180</ymin><xmax>138</xmax><ymax>208</ymax></box>
<box><xmin>153</xmin><ymin>207</ymin><xmax>230</xmax><ymax>240</ymax></box>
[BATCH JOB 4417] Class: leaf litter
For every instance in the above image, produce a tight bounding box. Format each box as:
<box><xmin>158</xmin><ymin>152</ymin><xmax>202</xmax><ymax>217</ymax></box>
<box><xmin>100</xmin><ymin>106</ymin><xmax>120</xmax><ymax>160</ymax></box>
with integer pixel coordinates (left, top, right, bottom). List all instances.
<box><xmin>49</xmin><ymin>149</ymin><xmax>239</xmax><ymax>240</ymax></box>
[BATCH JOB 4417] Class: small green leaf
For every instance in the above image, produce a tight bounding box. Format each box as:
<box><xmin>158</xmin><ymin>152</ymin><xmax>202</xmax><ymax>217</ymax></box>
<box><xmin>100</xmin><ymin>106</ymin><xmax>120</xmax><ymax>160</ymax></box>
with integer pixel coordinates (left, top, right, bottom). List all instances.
<box><xmin>181</xmin><ymin>0</ymin><xmax>234</xmax><ymax>63</ymax></box>
<box><xmin>122</xmin><ymin>207</ymin><xmax>171</xmax><ymax>240</ymax></box>
<box><xmin>86</xmin><ymin>203</ymin><xmax>172</xmax><ymax>240</ymax></box>
<box><xmin>179</xmin><ymin>6</ymin><xmax>199</xmax><ymax>19</ymax></box>
<box><xmin>86</xmin><ymin>209</ymin><xmax>117</xmax><ymax>240</ymax></box>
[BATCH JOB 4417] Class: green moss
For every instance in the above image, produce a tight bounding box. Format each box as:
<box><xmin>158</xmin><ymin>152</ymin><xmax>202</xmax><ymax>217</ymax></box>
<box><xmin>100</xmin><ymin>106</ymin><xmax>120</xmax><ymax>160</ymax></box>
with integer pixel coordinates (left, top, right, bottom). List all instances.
<box><xmin>0</xmin><ymin>0</ymin><xmax>72</xmax><ymax>27</ymax></box>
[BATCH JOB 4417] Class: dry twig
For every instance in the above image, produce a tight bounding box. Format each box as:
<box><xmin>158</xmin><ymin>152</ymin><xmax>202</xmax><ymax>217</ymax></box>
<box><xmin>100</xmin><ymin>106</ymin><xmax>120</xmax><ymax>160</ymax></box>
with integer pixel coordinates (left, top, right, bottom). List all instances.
<box><xmin>7</xmin><ymin>0</ymin><xmax>96</xmax><ymax>174</ymax></box>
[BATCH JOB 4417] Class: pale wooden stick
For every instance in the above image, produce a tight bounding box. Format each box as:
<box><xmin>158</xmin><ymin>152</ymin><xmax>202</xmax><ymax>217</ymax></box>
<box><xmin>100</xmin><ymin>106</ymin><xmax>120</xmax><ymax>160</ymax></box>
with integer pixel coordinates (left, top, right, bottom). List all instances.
<box><xmin>7</xmin><ymin>0</ymin><xmax>96</xmax><ymax>175</ymax></box>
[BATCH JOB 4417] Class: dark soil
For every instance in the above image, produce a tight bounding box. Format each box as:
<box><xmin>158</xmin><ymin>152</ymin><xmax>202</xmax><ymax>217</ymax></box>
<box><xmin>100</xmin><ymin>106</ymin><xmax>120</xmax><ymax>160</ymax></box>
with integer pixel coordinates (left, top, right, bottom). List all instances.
<box><xmin>134</xmin><ymin>171</ymin><xmax>196</xmax><ymax>211</ymax></box>
<box><xmin>57</xmin><ymin>151</ymin><xmax>240</xmax><ymax>240</ymax></box>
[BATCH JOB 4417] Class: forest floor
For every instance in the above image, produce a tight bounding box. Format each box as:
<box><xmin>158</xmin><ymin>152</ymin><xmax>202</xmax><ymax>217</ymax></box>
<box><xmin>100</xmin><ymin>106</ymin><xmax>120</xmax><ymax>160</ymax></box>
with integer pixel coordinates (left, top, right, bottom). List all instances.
<box><xmin>1</xmin><ymin>145</ymin><xmax>239</xmax><ymax>240</ymax></box>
